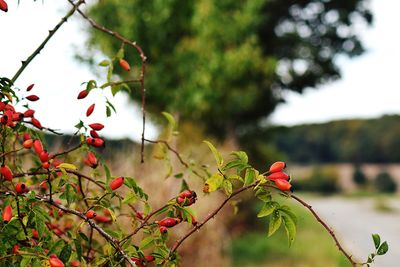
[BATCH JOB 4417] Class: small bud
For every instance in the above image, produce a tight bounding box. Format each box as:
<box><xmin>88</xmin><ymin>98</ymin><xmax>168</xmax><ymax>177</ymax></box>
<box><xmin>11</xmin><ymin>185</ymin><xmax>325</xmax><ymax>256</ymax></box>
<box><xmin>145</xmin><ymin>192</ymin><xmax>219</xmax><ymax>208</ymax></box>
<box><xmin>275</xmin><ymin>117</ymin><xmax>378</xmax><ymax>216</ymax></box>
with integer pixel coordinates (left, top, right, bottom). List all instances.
<box><xmin>26</xmin><ymin>95</ymin><xmax>40</xmax><ymax>101</ymax></box>
<box><xmin>109</xmin><ymin>176</ymin><xmax>124</xmax><ymax>190</ymax></box>
<box><xmin>119</xmin><ymin>59</ymin><xmax>131</xmax><ymax>71</ymax></box>
<box><xmin>77</xmin><ymin>90</ymin><xmax>89</xmax><ymax>99</ymax></box>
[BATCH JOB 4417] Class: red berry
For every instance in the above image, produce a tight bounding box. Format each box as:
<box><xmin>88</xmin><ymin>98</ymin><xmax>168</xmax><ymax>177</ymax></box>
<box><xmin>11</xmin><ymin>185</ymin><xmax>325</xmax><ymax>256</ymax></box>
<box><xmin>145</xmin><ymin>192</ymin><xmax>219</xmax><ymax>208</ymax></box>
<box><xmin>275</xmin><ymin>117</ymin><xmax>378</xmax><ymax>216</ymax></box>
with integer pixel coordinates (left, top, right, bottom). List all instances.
<box><xmin>145</xmin><ymin>255</ymin><xmax>155</xmax><ymax>262</ymax></box>
<box><xmin>33</xmin><ymin>139</ymin><xmax>43</xmax><ymax>154</ymax></box>
<box><xmin>159</xmin><ymin>226</ymin><xmax>168</xmax><ymax>234</ymax></box>
<box><xmin>49</xmin><ymin>254</ymin><xmax>65</xmax><ymax>267</ymax></box>
<box><xmin>40</xmin><ymin>150</ymin><xmax>50</xmax><ymax>162</ymax></box>
<box><xmin>12</xmin><ymin>244</ymin><xmax>19</xmax><ymax>254</ymax></box>
<box><xmin>86</xmin><ymin>103</ymin><xmax>95</xmax><ymax>117</ymax></box>
<box><xmin>0</xmin><ymin>0</ymin><xmax>8</xmax><ymax>12</ymax></box>
<box><xmin>32</xmin><ymin>229</ymin><xmax>39</xmax><ymax>239</ymax></box>
<box><xmin>84</xmin><ymin>151</ymin><xmax>98</xmax><ymax>168</ymax></box>
<box><xmin>135</xmin><ymin>211</ymin><xmax>144</xmax><ymax>220</ymax></box>
<box><xmin>2</xmin><ymin>205</ymin><xmax>12</xmax><ymax>223</ymax></box>
<box><xmin>31</xmin><ymin>117</ymin><xmax>43</xmax><ymax>129</ymax></box>
<box><xmin>86</xmin><ymin>210</ymin><xmax>96</xmax><ymax>219</ymax></box>
<box><xmin>274</xmin><ymin>179</ymin><xmax>292</xmax><ymax>191</ymax></box>
<box><xmin>94</xmin><ymin>215</ymin><xmax>112</xmax><ymax>224</ymax></box>
<box><xmin>89</xmin><ymin>123</ymin><xmax>104</xmax><ymax>131</ymax></box>
<box><xmin>26</xmin><ymin>84</ymin><xmax>34</xmax><ymax>91</ymax></box>
<box><xmin>1</xmin><ymin>165</ymin><xmax>13</xmax><ymax>181</ymax></box>
<box><xmin>90</xmin><ymin>130</ymin><xmax>100</xmax><ymax>138</ymax></box>
<box><xmin>119</xmin><ymin>59</ymin><xmax>131</xmax><ymax>71</ymax></box>
<box><xmin>12</xmin><ymin>112</ymin><xmax>24</xmax><ymax>121</ymax></box>
<box><xmin>42</xmin><ymin>161</ymin><xmax>50</xmax><ymax>169</ymax></box>
<box><xmin>158</xmin><ymin>217</ymin><xmax>181</xmax><ymax>228</ymax></box>
<box><xmin>266</xmin><ymin>172</ymin><xmax>290</xmax><ymax>181</ymax></box>
<box><xmin>23</xmin><ymin>132</ymin><xmax>31</xmax><ymax>141</ymax></box>
<box><xmin>15</xmin><ymin>182</ymin><xmax>29</xmax><ymax>194</ymax></box>
<box><xmin>109</xmin><ymin>176</ymin><xmax>124</xmax><ymax>190</ymax></box>
<box><xmin>23</xmin><ymin>109</ymin><xmax>35</xmax><ymax>117</ymax></box>
<box><xmin>77</xmin><ymin>90</ymin><xmax>88</xmax><ymax>100</ymax></box>
<box><xmin>23</xmin><ymin>139</ymin><xmax>33</xmax><ymax>149</ymax></box>
<box><xmin>269</xmin><ymin>161</ymin><xmax>286</xmax><ymax>173</ymax></box>
<box><xmin>179</xmin><ymin>190</ymin><xmax>194</xmax><ymax>198</ymax></box>
<box><xmin>26</xmin><ymin>95</ymin><xmax>39</xmax><ymax>101</ymax></box>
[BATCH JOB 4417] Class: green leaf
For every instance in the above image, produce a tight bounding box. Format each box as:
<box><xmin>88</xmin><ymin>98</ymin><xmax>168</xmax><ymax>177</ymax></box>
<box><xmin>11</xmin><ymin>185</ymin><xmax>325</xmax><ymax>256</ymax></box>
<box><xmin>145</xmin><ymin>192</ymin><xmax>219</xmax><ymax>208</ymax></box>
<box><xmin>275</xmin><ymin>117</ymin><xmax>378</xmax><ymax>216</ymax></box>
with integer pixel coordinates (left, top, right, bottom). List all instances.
<box><xmin>257</xmin><ymin>201</ymin><xmax>279</xmax><ymax>218</ymax></box>
<box><xmin>372</xmin><ymin>234</ymin><xmax>380</xmax><ymax>249</ymax></box>
<box><xmin>104</xmin><ymin>164</ymin><xmax>111</xmax><ymax>181</ymax></box>
<box><xmin>244</xmin><ymin>168</ymin><xmax>257</xmax><ymax>186</ymax></box>
<box><xmin>377</xmin><ymin>241</ymin><xmax>388</xmax><ymax>255</ymax></box>
<box><xmin>116</xmin><ymin>48</ymin><xmax>125</xmax><ymax>59</ymax></box>
<box><xmin>223</xmin><ymin>180</ymin><xmax>233</xmax><ymax>196</ymax></box>
<box><xmin>20</xmin><ymin>256</ymin><xmax>32</xmax><ymax>267</ymax></box>
<box><xmin>162</xmin><ymin>111</ymin><xmax>177</xmax><ymax>130</ymax></box>
<box><xmin>203</xmin><ymin>140</ymin><xmax>223</xmax><ymax>167</ymax></box>
<box><xmin>228</xmin><ymin>174</ymin><xmax>244</xmax><ymax>183</ymax></box>
<box><xmin>282</xmin><ymin>214</ymin><xmax>296</xmax><ymax>246</ymax></box>
<box><xmin>106</xmin><ymin>106</ymin><xmax>112</xmax><ymax>117</ymax></box>
<box><xmin>231</xmin><ymin>151</ymin><xmax>248</xmax><ymax>164</ymax></box>
<box><xmin>222</xmin><ymin>160</ymin><xmax>245</xmax><ymax>171</ymax></box>
<box><xmin>111</xmin><ymin>85</ymin><xmax>120</xmax><ymax>96</ymax></box>
<box><xmin>99</xmin><ymin>60</ymin><xmax>110</xmax><ymax>67</ymax></box>
<box><xmin>107</xmin><ymin>64</ymin><xmax>113</xmax><ymax>82</ymax></box>
<box><xmin>140</xmin><ymin>236</ymin><xmax>155</xmax><ymax>250</ymax></box>
<box><xmin>122</xmin><ymin>192</ymin><xmax>138</xmax><ymax>205</ymax></box>
<box><xmin>59</xmin><ymin>243</ymin><xmax>72</xmax><ymax>263</ymax></box>
<box><xmin>74</xmin><ymin>239</ymin><xmax>82</xmax><ymax>260</ymax></box>
<box><xmin>204</xmin><ymin>173</ymin><xmax>224</xmax><ymax>193</ymax></box>
<box><xmin>268</xmin><ymin>210</ymin><xmax>282</xmax><ymax>236</ymax></box>
<box><xmin>279</xmin><ymin>206</ymin><xmax>297</xmax><ymax>224</ymax></box>
<box><xmin>58</xmin><ymin>163</ymin><xmax>77</xmax><ymax>170</ymax></box>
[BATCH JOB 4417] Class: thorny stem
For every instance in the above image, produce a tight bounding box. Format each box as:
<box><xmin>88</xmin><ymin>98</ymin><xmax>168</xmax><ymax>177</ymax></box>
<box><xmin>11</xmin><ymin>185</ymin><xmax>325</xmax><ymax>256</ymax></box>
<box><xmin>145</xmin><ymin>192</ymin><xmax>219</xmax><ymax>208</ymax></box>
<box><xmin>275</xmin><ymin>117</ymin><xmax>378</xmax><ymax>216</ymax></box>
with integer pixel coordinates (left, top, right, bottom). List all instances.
<box><xmin>291</xmin><ymin>194</ymin><xmax>359</xmax><ymax>266</ymax></box>
<box><xmin>11</xmin><ymin>0</ymin><xmax>86</xmax><ymax>83</ymax></box>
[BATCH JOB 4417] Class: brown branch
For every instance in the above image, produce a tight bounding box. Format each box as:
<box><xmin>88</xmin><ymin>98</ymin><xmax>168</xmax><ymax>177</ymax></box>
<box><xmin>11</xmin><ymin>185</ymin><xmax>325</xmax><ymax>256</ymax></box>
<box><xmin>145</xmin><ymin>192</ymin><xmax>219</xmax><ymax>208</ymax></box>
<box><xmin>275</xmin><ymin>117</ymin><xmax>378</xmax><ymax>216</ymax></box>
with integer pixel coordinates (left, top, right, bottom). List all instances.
<box><xmin>52</xmin><ymin>142</ymin><xmax>83</xmax><ymax>158</ymax></box>
<box><xmin>67</xmin><ymin>0</ymin><xmax>148</xmax><ymax>164</ymax></box>
<box><xmin>0</xmin><ymin>148</ymin><xmax>23</xmax><ymax>158</ymax></box>
<box><xmin>291</xmin><ymin>194</ymin><xmax>358</xmax><ymax>266</ymax></box>
<box><xmin>144</xmin><ymin>138</ymin><xmax>205</xmax><ymax>180</ymax></box>
<box><xmin>13</xmin><ymin>169</ymin><xmax>105</xmax><ymax>190</ymax></box>
<box><xmin>167</xmin><ymin>183</ymin><xmax>256</xmax><ymax>260</ymax></box>
<box><xmin>36</xmin><ymin>195</ymin><xmax>136</xmax><ymax>266</ymax></box>
<box><xmin>11</xmin><ymin>0</ymin><xmax>86</xmax><ymax>83</ymax></box>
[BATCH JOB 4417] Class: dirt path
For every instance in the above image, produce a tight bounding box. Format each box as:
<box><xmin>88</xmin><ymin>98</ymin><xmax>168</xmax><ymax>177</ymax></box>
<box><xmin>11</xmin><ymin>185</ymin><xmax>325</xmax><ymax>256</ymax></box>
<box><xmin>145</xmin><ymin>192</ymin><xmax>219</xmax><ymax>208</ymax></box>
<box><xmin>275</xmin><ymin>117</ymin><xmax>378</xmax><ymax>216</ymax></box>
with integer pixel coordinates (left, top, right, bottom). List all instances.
<box><xmin>302</xmin><ymin>196</ymin><xmax>400</xmax><ymax>267</ymax></box>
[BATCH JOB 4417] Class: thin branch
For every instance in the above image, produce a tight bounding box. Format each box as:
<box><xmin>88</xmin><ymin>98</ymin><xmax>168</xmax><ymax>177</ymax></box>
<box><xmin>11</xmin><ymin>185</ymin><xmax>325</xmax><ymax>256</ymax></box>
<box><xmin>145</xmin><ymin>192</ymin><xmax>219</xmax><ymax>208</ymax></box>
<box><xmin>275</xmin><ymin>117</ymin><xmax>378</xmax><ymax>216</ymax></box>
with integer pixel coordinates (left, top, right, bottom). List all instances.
<box><xmin>144</xmin><ymin>138</ymin><xmax>205</xmax><ymax>180</ymax></box>
<box><xmin>15</xmin><ymin>195</ymin><xmax>29</xmax><ymax>240</ymax></box>
<box><xmin>291</xmin><ymin>194</ymin><xmax>358</xmax><ymax>266</ymax></box>
<box><xmin>167</xmin><ymin>183</ymin><xmax>256</xmax><ymax>260</ymax></box>
<box><xmin>36</xmin><ymin>195</ymin><xmax>136</xmax><ymax>266</ymax></box>
<box><xmin>67</xmin><ymin>0</ymin><xmax>148</xmax><ymax>163</ymax></box>
<box><xmin>11</xmin><ymin>0</ymin><xmax>86</xmax><ymax>83</ymax></box>
<box><xmin>52</xmin><ymin>142</ymin><xmax>83</xmax><ymax>158</ymax></box>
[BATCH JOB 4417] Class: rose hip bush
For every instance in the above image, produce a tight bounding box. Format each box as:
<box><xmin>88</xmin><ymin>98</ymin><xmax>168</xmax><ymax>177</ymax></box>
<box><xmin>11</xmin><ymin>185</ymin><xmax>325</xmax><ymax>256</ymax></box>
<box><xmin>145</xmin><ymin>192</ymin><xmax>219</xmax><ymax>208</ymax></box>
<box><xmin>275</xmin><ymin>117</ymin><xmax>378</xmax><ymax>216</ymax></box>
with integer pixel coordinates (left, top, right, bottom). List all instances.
<box><xmin>0</xmin><ymin>1</ymin><xmax>388</xmax><ymax>266</ymax></box>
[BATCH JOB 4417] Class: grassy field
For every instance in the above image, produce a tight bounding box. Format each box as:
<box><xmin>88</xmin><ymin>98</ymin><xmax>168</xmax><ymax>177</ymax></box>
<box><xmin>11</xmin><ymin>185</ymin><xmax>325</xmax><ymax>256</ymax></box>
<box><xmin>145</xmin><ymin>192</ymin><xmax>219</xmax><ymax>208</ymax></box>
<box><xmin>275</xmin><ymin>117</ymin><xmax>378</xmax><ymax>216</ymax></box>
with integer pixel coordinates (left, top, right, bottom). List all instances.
<box><xmin>229</xmin><ymin>197</ymin><xmax>351</xmax><ymax>267</ymax></box>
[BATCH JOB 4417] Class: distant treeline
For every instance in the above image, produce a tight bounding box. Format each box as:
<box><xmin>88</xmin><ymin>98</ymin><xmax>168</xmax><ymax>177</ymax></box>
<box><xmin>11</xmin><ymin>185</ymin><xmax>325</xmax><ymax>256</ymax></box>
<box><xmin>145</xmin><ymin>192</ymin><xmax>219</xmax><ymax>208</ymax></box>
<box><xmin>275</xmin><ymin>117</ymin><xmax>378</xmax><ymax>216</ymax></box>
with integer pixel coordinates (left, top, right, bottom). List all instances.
<box><xmin>242</xmin><ymin>115</ymin><xmax>400</xmax><ymax>165</ymax></box>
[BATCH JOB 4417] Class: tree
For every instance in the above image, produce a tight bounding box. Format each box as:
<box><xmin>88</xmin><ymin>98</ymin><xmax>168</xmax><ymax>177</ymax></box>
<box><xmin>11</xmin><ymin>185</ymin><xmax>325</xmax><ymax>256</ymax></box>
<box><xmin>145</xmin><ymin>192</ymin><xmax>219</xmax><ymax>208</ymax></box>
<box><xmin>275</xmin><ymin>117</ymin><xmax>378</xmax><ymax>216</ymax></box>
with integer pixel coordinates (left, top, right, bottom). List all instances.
<box><xmin>84</xmin><ymin>0</ymin><xmax>372</xmax><ymax>138</ymax></box>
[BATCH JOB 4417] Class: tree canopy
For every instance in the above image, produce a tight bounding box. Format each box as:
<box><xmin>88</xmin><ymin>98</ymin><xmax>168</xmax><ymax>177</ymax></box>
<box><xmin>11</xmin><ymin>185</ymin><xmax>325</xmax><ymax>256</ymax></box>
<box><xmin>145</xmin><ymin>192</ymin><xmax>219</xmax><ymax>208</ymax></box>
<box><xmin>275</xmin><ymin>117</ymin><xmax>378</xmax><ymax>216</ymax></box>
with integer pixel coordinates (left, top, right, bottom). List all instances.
<box><xmin>85</xmin><ymin>0</ymin><xmax>372</xmax><ymax>138</ymax></box>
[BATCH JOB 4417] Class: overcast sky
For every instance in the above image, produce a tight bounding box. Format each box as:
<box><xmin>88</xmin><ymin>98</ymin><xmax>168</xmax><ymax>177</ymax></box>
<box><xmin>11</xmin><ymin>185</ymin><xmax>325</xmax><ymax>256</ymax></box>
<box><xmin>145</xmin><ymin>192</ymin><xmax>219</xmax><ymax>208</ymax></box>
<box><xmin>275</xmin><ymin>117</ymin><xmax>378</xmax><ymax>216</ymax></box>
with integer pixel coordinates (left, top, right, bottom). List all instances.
<box><xmin>0</xmin><ymin>0</ymin><xmax>398</xmax><ymax>140</ymax></box>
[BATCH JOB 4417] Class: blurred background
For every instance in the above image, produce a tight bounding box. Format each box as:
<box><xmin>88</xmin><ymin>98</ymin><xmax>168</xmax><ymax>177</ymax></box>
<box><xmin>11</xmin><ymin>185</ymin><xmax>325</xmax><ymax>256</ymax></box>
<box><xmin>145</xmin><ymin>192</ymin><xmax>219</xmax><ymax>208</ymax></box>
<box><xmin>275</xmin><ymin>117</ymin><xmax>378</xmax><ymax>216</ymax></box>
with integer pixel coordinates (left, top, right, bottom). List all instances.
<box><xmin>1</xmin><ymin>0</ymin><xmax>400</xmax><ymax>266</ymax></box>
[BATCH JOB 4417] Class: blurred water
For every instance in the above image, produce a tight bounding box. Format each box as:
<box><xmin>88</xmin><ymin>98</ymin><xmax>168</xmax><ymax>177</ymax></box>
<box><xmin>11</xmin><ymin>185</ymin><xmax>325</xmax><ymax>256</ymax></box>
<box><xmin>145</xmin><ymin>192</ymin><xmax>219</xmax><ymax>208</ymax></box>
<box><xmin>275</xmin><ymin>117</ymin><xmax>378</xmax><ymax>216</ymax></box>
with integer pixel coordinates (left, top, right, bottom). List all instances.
<box><xmin>304</xmin><ymin>196</ymin><xmax>400</xmax><ymax>267</ymax></box>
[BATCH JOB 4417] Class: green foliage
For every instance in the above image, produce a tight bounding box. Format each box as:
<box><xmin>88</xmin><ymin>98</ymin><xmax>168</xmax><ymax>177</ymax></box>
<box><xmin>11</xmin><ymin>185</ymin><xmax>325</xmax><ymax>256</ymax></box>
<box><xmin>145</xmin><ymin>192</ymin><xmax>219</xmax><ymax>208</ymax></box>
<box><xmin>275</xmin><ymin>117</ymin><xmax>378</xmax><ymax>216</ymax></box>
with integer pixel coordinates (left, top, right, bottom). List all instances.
<box><xmin>292</xmin><ymin>166</ymin><xmax>339</xmax><ymax>193</ymax></box>
<box><xmin>353</xmin><ymin>165</ymin><xmax>367</xmax><ymax>186</ymax></box>
<box><xmin>374</xmin><ymin>172</ymin><xmax>397</xmax><ymax>193</ymax></box>
<box><xmin>85</xmin><ymin>0</ymin><xmax>372</xmax><ymax>137</ymax></box>
<box><xmin>244</xmin><ymin>115</ymin><xmax>400</xmax><ymax>165</ymax></box>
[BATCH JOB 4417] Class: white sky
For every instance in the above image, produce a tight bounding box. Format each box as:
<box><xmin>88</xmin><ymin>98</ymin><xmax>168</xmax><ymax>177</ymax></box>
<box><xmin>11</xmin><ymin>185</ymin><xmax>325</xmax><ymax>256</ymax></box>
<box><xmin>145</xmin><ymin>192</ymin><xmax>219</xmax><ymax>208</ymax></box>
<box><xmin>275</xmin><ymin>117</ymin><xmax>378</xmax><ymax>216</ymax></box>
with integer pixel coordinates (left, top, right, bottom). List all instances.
<box><xmin>0</xmin><ymin>0</ymin><xmax>398</xmax><ymax>140</ymax></box>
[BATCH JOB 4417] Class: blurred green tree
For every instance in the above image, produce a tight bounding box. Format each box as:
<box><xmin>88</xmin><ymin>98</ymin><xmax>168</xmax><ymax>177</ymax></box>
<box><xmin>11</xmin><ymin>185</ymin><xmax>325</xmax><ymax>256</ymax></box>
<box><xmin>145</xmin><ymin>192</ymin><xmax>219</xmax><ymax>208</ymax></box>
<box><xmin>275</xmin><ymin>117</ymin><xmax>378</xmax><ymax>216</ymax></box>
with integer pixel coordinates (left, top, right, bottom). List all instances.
<box><xmin>84</xmin><ymin>0</ymin><xmax>372</xmax><ymax>138</ymax></box>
